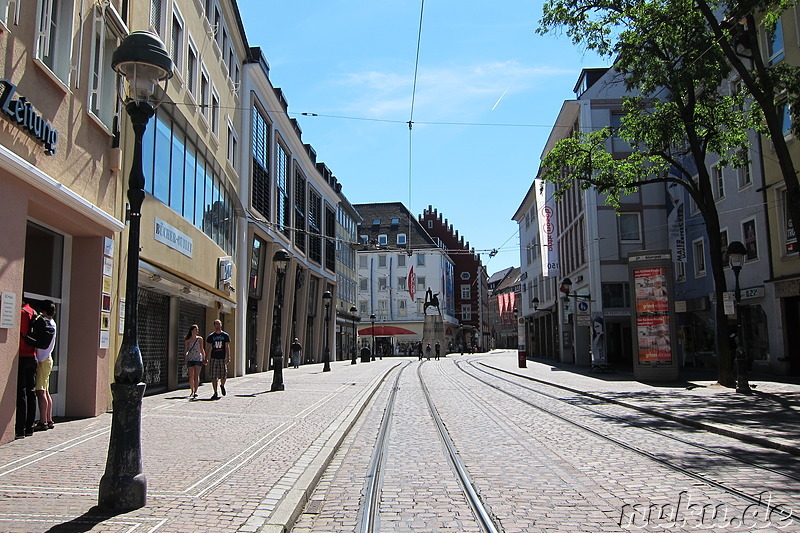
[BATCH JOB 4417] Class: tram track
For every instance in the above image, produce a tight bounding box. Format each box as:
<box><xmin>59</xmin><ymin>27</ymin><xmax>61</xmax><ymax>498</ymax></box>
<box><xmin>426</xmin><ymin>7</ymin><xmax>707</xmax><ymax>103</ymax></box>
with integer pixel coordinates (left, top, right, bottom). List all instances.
<box><xmin>357</xmin><ymin>360</ymin><xmax>501</xmax><ymax>533</ymax></box>
<box><xmin>456</xmin><ymin>358</ymin><xmax>800</xmax><ymax>517</ymax></box>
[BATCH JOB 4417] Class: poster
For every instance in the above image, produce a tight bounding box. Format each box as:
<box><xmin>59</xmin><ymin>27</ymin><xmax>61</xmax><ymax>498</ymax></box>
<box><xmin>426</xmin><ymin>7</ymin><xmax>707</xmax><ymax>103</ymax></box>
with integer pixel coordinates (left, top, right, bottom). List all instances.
<box><xmin>634</xmin><ymin>267</ymin><xmax>671</xmax><ymax>364</ymax></box>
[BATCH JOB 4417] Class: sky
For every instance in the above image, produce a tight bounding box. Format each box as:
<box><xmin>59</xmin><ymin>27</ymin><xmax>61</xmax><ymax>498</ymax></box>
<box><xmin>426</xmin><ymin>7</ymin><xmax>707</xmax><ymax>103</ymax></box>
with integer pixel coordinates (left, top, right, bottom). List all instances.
<box><xmin>236</xmin><ymin>0</ymin><xmax>606</xmax><ymax>273</ymax></box>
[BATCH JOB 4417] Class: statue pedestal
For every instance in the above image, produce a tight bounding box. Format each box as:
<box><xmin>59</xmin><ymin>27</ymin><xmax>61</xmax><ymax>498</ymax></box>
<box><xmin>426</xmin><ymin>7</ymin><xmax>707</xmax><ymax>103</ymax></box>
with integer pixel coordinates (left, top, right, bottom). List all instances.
<box><xmin>422</xmin><ymin>314</ymin><xmax>446</xmax><ymax>354</ymax></box>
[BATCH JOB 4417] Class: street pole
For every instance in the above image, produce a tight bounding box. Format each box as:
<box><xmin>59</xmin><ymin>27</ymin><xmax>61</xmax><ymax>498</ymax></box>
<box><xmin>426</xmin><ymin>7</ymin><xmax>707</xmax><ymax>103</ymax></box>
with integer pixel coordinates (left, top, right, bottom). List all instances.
<box><xmin>322</xmin><ymin>291</ymin><xmax>332</xmax><ymax>372</ymax></box>
<box><xmin>99</xmin><ymin>31</ymin><xmax>173</xmax><ymax>513</ymax></box>
<box><xmin>370</xmin><ymin>313</ymin><xmax>376</xmax><ymax>361</ymax></box>
<box><xmin>271</xmin><ymin>249</ymin><xmax>290</xmax><ymax>392</ymax></box>
<box><xmin>350</xmin><ymin>306</ymin><xmax>358</xmax><ymax>364</ymax></box>
<box><xmin>727</xmin><ymin>241</ymin><xmax>751</xmax><ymax>394</ymax></box>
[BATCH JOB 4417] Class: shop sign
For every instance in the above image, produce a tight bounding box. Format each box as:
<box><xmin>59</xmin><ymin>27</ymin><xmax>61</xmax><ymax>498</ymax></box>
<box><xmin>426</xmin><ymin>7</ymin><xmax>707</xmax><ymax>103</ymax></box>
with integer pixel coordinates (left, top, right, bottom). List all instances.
<box><xmin>154</xmin><ymin>217</ymin><xmax>193</xmax><ymax>257</ymax></box>
<box><xmin>0</xmin><ymin>79</ymin><xmax>59</xmax><ymax>155</ymax></box>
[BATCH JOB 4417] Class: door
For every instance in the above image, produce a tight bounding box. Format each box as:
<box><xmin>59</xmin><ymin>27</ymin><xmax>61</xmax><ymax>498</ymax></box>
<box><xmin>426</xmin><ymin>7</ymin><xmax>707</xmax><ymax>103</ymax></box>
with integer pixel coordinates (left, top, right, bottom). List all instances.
<box><xmin>23</xmin><ymin>221</ymin><xmax>66</xmax><ymax>415</ymax></box>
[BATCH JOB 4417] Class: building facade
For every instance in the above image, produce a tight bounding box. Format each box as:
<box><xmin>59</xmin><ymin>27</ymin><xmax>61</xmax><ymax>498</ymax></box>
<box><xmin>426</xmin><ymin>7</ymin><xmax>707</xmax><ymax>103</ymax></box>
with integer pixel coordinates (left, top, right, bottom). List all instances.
<box><xmin>418</xmin><ymin>206</ymin><xmax>488</xmax><ymax>350</ymax></box>
<box><xmin>353</xmin><ymin>202</ymin><xmax>457</xmax><ymax>356</ymax></box>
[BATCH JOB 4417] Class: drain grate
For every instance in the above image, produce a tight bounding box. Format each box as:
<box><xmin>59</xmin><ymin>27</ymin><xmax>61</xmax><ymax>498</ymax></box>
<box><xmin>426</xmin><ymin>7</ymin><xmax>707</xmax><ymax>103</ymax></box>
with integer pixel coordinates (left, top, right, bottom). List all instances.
<box><xmin>305</xmin><ymin>500</ymin><xmax>324</xmax><ymax>514</ymax></box>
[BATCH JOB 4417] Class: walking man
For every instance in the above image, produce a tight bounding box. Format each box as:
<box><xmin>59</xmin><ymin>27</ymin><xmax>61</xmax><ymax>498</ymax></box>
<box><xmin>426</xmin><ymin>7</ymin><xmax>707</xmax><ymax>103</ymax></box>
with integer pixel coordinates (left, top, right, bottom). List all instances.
<box><xmin>206</xmin><ymin>319</ymin><xmax>231</xmax><ymax>400</ymax></box>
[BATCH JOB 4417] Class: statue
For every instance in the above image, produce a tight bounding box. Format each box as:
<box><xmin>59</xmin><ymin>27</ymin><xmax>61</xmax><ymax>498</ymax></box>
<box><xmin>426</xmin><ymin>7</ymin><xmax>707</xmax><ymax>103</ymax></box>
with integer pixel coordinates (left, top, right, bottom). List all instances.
<box><xmin>423</xmin><ymin>287</ymin><xmax>442</xmax><ymax>317</ymax></box>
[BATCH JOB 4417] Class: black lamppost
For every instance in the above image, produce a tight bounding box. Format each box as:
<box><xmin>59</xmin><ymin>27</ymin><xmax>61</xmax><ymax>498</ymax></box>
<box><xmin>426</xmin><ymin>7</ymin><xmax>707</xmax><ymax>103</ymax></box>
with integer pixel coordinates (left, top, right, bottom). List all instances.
<box><xmin>350</xmin><ymin>306</ymin><xmax>358</xmax><ymax>364</ymax></box>
<box><xmin>727</xmin><ymin>241</ymin><xmax>751</xmax><ymax>394</ymax></box>
<box><xmin>370</xmin><ymin>313</ymin><xmax>376</xmax><ymax>361</ymax></box>
<box><xmin>271</xmin><ymin>249</ymin><xmax>291</xmax><ymax>392</ymax></box>
<box><xmin>99</xmin><ymin>31</ymin><xmax>173</xmax><ymax>512</ymax></box>
<box><xmin>322</xmin><ymin>291</ymin><xmax>332</xmax><ymax>372</ymax></box>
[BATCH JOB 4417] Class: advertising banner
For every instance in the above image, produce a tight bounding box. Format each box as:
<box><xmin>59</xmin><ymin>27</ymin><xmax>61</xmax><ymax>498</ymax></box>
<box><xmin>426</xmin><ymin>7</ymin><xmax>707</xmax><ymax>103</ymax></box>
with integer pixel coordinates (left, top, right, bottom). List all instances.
<box><xmin>667</xmin><ymin>186</ymin><xmax>686</xmax><ymax>263</ymax></box>
<box><xmin>634</xmin><ymin>267</ymin><xmax>671</xmax><ymax>364</ymax></box>
<box><xmin>535</xmin><ymin>179</ymin><xmax>560</xmax><ymax>277</ymax></box>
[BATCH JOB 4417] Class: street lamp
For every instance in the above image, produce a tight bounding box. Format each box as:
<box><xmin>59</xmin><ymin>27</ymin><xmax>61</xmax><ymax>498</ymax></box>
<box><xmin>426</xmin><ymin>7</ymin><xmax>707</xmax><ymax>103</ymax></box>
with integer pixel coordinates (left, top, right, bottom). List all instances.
<box><xmin>532</xmin><ymin>297</ymin><xmax>539</xmax><ymax>311</ymax></box>
<box><xmin>322</xmin><ymin>291</ymin><xmax>332</xmax><ymax>372</ymax></box>
<box><xmin>727</xmin><ymin>240</ymin><xmax>751</xmax><ymax>394</ymax></box>
<box><xmin>370</xmin><ymin>313</ymin><xmax>376</xmax><ymax>361</ymax></box>
<box><xmin>270</xmin><ymin>249</ymin><xmax>291</xmax><ymax>392</ymax></box>
<box><xmin>99</xmin><ymin>31</ymin><xmax>173</xmax><ymax>512</ymax></box>
<box><xmin>350</xmin><ymin>306</ymin><xmax>358</xmax><ymax>364</ymax></box>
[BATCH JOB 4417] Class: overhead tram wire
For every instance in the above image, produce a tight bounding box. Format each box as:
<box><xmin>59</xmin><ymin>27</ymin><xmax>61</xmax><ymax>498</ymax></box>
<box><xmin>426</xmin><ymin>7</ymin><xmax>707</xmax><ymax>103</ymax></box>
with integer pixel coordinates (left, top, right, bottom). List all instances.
<box><xmin>407</xmin><ymin>0</ymin><xmax>425</xmax><ymax>253</ymax></box>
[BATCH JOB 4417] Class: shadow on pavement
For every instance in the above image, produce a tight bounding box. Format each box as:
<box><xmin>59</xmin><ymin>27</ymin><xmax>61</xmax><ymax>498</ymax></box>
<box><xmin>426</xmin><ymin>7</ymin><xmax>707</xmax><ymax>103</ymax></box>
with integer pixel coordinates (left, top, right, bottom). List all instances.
<box><xmin>45</xmin><ymin>507</ymin><xmax>116</xmax><ymax>532</ymax></box>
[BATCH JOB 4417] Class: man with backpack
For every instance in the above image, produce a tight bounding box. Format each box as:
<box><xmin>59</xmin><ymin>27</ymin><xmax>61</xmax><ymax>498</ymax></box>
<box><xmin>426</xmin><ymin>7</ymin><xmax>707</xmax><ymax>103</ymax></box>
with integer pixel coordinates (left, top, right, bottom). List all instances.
<box><xmin>16</xmin><ymin>300</ymin><xmax>38</xmax><ymax>439</ymax></box>
<box><xmin>33</xmin><ymin>301</ymin><xmax>56</xmax><ymax>432</ymax></box>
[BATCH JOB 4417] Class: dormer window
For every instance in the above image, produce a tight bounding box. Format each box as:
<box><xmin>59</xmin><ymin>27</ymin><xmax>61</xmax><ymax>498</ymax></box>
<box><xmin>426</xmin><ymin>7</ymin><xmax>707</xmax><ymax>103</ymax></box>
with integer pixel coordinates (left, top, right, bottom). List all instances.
<box><xmin>378</xmin><ymin>234</ymin><xmax>388</xmax><ymax>246</ymax></box>
<box><xmin>397</xmin><ymin>233</ymin><xmax>407</xmax><ymax>245</ymax></box>
<box><xmin>391</xmin><ymin>218</ymin><xmax>400</xmax><ymax>225</ymax></box>
<box><xmin>372</xmin><ymin>218</ymin><xmax>380</xmax><ymax>225</ymax></box>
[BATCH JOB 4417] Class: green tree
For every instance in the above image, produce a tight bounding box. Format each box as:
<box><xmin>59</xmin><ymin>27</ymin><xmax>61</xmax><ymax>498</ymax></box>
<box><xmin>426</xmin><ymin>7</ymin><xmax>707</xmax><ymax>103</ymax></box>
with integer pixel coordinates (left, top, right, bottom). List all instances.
<box><xmin>537</xmin><ymin>0</ymin><xmax>764</xmax><ymax>386</ymax></box>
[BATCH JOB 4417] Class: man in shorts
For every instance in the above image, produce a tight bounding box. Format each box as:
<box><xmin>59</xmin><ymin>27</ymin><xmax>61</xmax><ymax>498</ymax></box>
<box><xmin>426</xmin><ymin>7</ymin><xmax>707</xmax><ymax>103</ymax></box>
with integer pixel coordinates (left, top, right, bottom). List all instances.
<box><xmin>34</xmin><ymin>301</ymin><xmax>56</xmax><ymax>431</ymax></box>
<box><xmin>206</xmin><ymin>319</ymin><xmax>231</xmax><ymax>400</ymax></box>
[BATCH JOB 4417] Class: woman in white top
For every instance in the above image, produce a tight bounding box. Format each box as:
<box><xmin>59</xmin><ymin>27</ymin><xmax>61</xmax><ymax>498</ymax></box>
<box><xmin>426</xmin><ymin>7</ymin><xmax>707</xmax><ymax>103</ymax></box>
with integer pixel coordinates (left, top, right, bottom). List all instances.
<box><xmin>184</xmin><ymin>325</ymin><xmax>207</xmax><ymax>399</ymax></box>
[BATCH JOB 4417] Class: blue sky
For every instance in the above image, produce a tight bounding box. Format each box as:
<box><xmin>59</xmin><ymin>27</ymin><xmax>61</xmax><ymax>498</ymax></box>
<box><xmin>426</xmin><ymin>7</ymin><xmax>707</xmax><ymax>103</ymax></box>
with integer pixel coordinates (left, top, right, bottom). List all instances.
<box><xmin>237</xmin><ymin>0</ymin><xmax>606</xmax><ymax>273</ymax></box>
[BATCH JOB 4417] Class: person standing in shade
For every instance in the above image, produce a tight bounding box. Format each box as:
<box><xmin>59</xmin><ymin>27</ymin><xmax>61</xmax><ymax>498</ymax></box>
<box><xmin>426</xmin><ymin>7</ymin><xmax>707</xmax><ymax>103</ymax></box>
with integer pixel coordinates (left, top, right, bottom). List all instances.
<box><xmin>425</xmin><ymin>343</ymin><xmax>432</xmax><ymax>360</ymax></box>
<box><xmin>33</xmin><ymin>301</ymin><xmax>57</xmax><ymax>431</ymax></box>
<box><xmin>206</xmin><ymin>320</ymin><xmax>231</xmax><ymax>400</ymax></box>
<box><xmin>290</xmin><ymin>338</ymin><xmax>302</xmax><ymax>369</ymax></box>
<box><xmin>16</xmin><ymin>301</ymin><xmax>38</xmax><ymax>439</ymax></box>
<box><xmin>434</xmin><ymin>341</ymin><xmax>441</xmax><ymax>360</ymax></box>
<box><xmin>184</xmin><ymin>324</ymin><xmax>206</xmax><ymax>399</ymax></box>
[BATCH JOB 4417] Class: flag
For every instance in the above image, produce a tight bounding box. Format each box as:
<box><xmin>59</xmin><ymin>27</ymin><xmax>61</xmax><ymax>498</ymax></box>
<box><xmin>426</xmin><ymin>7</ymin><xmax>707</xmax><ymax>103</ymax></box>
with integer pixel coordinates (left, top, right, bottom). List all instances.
<box><xmin>408</xmin><ymin>265</ymin><xmax>416</xmax><ymax>301</ymax></box>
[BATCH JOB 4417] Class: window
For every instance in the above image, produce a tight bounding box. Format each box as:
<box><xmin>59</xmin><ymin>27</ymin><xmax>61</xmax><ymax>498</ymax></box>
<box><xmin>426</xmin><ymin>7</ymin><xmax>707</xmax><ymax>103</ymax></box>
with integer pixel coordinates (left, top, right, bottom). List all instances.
<box><xmin>417</xmin><ymin>254</ymin><xmax>426</xmax><ymax>266</ymax></box>
<box><xmin>226</xmin><ymin>122</ymin><xmax>238</xmax><ymax>169</ymax></box>
<box><xmin>461</xmin><ymin>272</ymin><xmax>470</xmax><ymax>280</ymax></box>
<box><xmin>461</xmin><ymin>284</ymin><xmax>471</xmax><ymax>300</ymax></box>
<box><xmin>372</xmin><ymin>218</ymin><xmax>380</xmax><ymax>225</ymax></box>
<box><xmin>378</xmin><ymin>254</ymin><xmax>387</xmax><ymax>268</ymax></box>
<box><xmin>398</xmin><ymin>299</ymin><xmax>407</xmax><ymax>316</ymax></box>
<box><xmin>737</xmin><ymin>151</ymin><xmax>752</xmax><ymax>189</ymax></box>
<box><xmin>251</xmin><ymin>104</ymin><xmax>270</xmax><ymax>219</ymax></box>
<box><xmin>461</xmin><ymin>304</ymin><xmax>472</xmax><ymax>321</ymax></box>
<box><xmin>427</xmin><ymin>220</ymin><xmax>433</xmax><ymax>229</ymax></box>
<box><xmin>720</xmin><ymin>229</ymin><xmax>729</xmax><ymax>259</ymax></box>
<box><xmin>676</xmin><ymin>261</ymin><xmax>686</xmax><ymax>283</ymax></box>
<box><xmin>618</xmin><ymin>213</ymin><xmax>641</xmax><ymax>241</ymax></box>
<box><xmin>601</xmin><ymin>283</ymin><xmax>631</xmax><ymax>308</ymax></box>
<box><xmin>378</xmin><ymin>234</ymin><xmax>388</xmax><ymax>246</ymax></box>
<box><xmin>397</xmin><ymin>254</ymin><xmax>406</xmax><ymax>267</ymax></box>
<box><xmin>611</xmin><ymin>113</ymin><xmax>631</xmax><ymax>152</ymax></box>
<box><xmin>743</xmin><ymin>219</ymin><xmax>758</xmax><ymax>261</ymax></box>
<box><xmin>170</xmin><ymin>7</ymin><xmax>184</xmax><ymax>75</ymax></box>
<box><xmin>359</xmin><ymin>255</ymin><xmax>368</xmax><ymax>269</ymax></box>
<box><xmin>36</xmin><ymin>0</ymin><xmax>75</xmax><ymax>84</ymax></box>
<box><xmin>187</xmin><ymin>40</ymin><xmax>198</xmax><ymax>97</ymax></box>
<box><xmin>781</xmin><ymin>102</ymin><xmax>793</xmax><ymax>137</ymax></box>
<box><xmin>378</xmin><ymin>277</ymin><xmax>387</xmax><ymax>291</ymax></box>
<box><xmin>277</xmin><ymin>143</ymin><xmax>291</xmax><ymax>236</ymax></box>
<box><xmin>359</xmin><ymin>278</ymin><xmax>368</xmax><ymax>291</ymax></box>
<box><xmin>712</xmin><ymin>166</ymin><xmax>725</xmax><ymax>200</ymax></box>
<box><xmin>767</xmin><ymin>19</ymin><xmax>785</xmax><ymax>65</ymax></box>
<box><xmin>417</xmin><ymin>276</ymin><xmax>426</xmax><ymax>291</ymax></box>
<box><xmin>308</xmin><ymin>188</ymin><xmax>322</xmax><ymax>263</ymax></box>
<box><xmin>397</xmin><ymin>233</ymin><xmax>407</xmax><ymax>245</ymax></box>
<box><xmin>693</xmin><ymin>238</ymin><xmax>706</xmax><ymax>277</ymax></box>
<box><xmin>149</xmin><ymin>0</ymin><xmax>166</xmax><ymax>36</ymax></box>
<box><xmin>360</xmin><ymin>235</ymin><xmax>368</xmax><ymax>244</ymax></box>
<box><xmin>359</xmin><ymin>301</ymin><xmax>367</xmax><ymax>315</ymax></box>
<box><xmin>0</xmin><ymin>0</ymin><xmax>16</xmax><ymax>26</ymax></box>
<box><xmin>398</xmin><ymin>276</ymin><xmax>406</xmax><ymax>289</ymax></box>
<box><xmin>210</xmin><ymin>87</ymin><xmax>220</xmax><ymax>136</ymax></box>
<box><xmin>378</xmin><ymin>300</ymin><xmax>388</xmax><ymax>318</ymax></box>
<box><xmin>200</xmin><ymin>67</ymin><xmax>210</xmax><ymax>123</ymax></box>
<box><xmin>88</xmin><ymin>6</ymin><xmax>121</xmax><ymax>129</ymax></box>
<box><xmin>325</xmin><ymin>206</ymin><xmax>336</xmax><ymax>272</ymax></box>
<box><xmin>294</xmin><ymin>169</ymin><xmax>306</xmax><ymax>253</ymax></box>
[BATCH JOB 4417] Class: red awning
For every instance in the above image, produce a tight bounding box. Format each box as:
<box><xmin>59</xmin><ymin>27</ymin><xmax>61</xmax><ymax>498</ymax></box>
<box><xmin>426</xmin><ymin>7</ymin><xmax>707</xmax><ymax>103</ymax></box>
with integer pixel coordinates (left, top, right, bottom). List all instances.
<box><xmin>359</xmin><ymin>325</ymin><xmax>417</xmax><ymax>336</ymax></box>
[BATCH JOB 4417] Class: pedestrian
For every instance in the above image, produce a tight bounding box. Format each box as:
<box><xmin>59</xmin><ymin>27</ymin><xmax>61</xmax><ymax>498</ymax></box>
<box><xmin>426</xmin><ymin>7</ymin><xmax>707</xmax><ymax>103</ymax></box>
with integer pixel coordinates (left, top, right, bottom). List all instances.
<box><xmin>16</xmin><ymin>300</ymin><xmax>38</xmax><ymax>439</ymax></box>
<box><xmin>33</xmin><ymin>300</ymin><xmax>56</xmax><ymax>432</ymax></box>
<box><xmin>291</xmin><ymin>338</ymin><xmax>302</xmax><ymax>368</ymax></box>
<box><xmin>425</xmin><ymin>343</ymin><xmax>432</xmax><ymax>360</ymax></box>
<box><xmin>205</xmin><ymin>319</ymin><xmax>230</xmax><ymax>400</ymax></box>
<box><xmin>418</xmin><ymin>342</ymin><xmax>423</xmax><ymax>361</ymax></box>
<box><xmin>184</xmin><ymin>324</ymin><xmax>206</xmax><ymax>399</ymax></box>
<box><xmin>459</xmin><ymin>343</ymin><xmax>464</xmax><ymax>355</ymax></box>
<box><xmin>434</xmin><ymin>341</ymin><xmax>441</xmax><ymax>360</ymax></box>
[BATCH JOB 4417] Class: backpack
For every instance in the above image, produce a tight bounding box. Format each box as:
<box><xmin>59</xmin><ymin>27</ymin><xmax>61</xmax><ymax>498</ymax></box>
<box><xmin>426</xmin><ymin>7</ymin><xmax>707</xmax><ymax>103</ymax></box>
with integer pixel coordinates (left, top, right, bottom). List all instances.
<box><xmin>25</xmin><ymin>314</ymin><xmax>55</xmax><ymax>350</ymax></box>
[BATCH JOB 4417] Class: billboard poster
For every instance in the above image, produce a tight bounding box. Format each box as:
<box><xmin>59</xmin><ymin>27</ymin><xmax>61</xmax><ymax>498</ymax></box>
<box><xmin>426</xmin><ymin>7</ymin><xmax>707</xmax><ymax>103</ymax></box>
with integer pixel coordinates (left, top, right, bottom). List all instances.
<box><xmin>535</xmin><ymin>179</ymin><xmax>559</xmax><ymax>277</ymax></box>
<box><xmin>634</xmin><ymin>267</ymin><xmax>671</xmax><ymax>364</ymax></box>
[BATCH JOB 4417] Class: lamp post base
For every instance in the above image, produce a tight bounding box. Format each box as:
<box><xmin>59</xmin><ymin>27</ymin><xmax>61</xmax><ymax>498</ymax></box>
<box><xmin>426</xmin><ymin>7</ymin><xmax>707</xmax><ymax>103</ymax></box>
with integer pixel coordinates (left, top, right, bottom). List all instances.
<box><xmin>271</xmin><ymin>355</ymin><xmax>285</xmax><ymax>391</ymax></box>
<box><xmin>735</xmin><ymin>358</ymin><xmax>752</xmax><ymax>394</ymax></box>
<box><xmin>98</xmin><ymin>382</ymin><xmax>147</xmax><ymax>511</ymax></box>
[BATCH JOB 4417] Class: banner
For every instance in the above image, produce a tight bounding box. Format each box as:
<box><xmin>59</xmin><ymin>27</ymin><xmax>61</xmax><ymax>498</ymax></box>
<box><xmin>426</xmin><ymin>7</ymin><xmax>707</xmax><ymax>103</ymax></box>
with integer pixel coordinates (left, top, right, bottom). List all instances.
<box><xmin>535</xmin><ymin>179</ymin><xmax>560</xmax><ymax>277</ymax></box>
<box><xmin>666</xmin><ymin>185</ymin><xmax>686</xmax><ymax>263</ymax></box>
<box><xmin>408</xmin><ymin>265</ymin><xmax>416</xmax><ymax>301</ymax></box>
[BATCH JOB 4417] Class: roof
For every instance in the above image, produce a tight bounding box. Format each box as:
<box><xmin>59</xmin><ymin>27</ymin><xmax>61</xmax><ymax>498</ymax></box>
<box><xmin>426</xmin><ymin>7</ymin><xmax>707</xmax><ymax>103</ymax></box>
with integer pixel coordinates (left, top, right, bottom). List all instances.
<box><xmin>487</xmin><ymin>267</ymin><xmax>514</xmax><ymax>285</ymax></box>
<box><xmin>353</xmin><ymin>202</ymin><xmax>437</xmax><ymax>249</ymax></box>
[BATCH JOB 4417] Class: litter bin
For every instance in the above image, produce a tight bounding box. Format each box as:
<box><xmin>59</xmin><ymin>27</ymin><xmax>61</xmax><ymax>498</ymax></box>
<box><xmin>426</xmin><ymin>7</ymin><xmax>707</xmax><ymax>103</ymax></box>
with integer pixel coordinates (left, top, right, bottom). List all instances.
<box><xmin>518</xmin><ymin>349</ymin><xmax>527</xmax><ymax>368</ymax></box>
<box><xmin>361</xmin><ymin>346</ymin><xmax>371</xmax><ymax>363</ymax></box>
